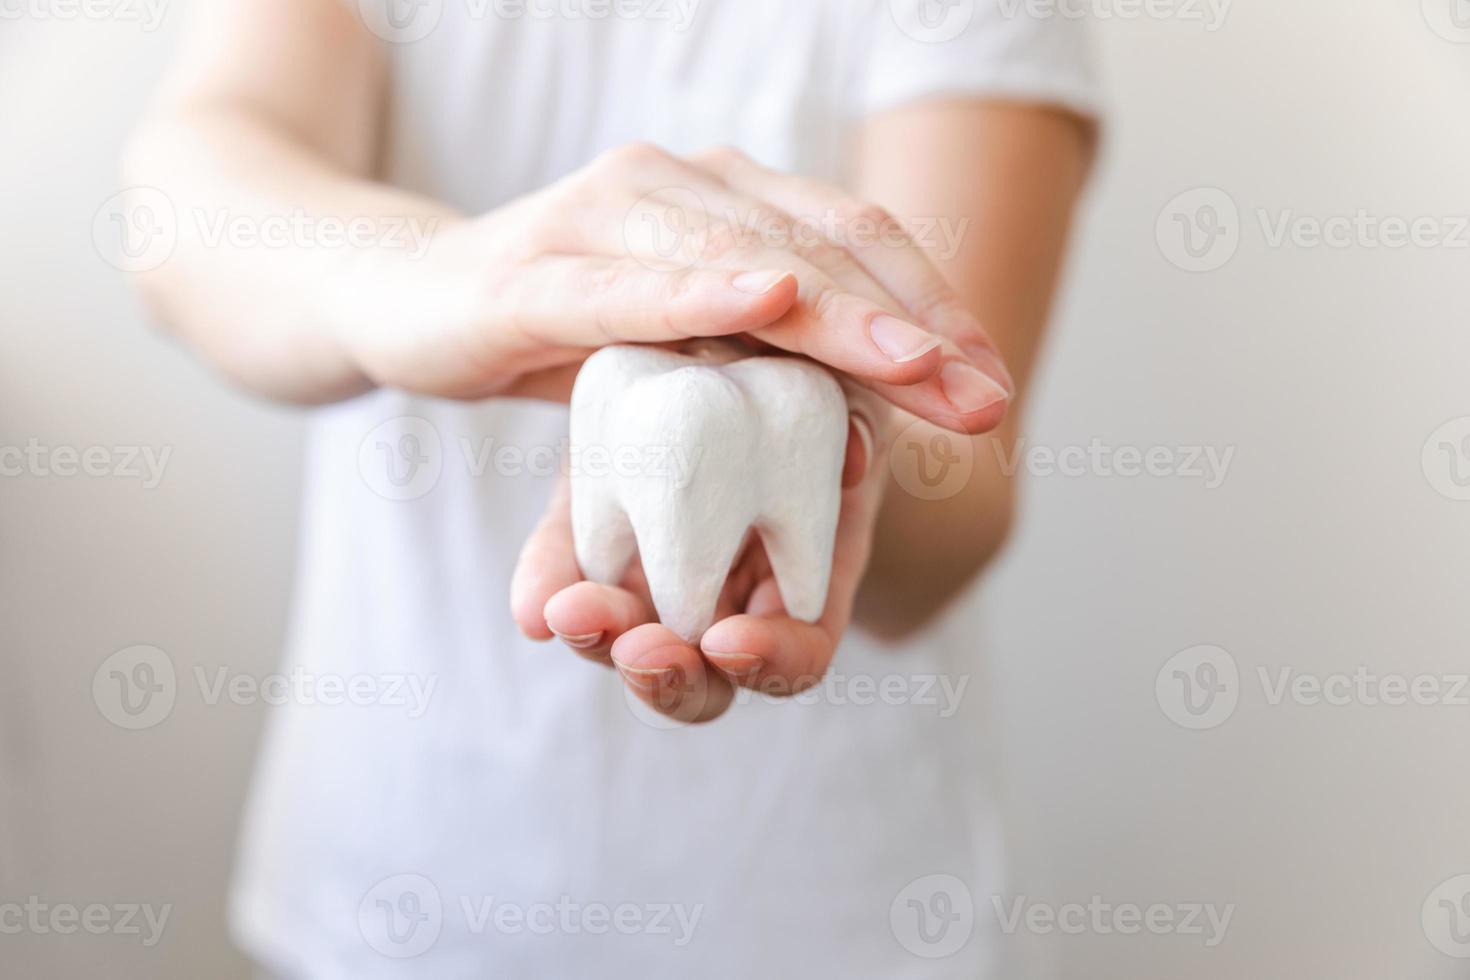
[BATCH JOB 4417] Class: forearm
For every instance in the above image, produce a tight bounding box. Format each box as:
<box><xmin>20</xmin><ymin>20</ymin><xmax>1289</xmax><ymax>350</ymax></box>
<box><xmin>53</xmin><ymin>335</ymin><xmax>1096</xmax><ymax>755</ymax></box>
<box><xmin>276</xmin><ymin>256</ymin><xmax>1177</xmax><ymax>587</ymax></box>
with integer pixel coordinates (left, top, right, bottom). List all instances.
<box><xmin>119</xmin><ymin>0</ymin><xmax>472</xmax><ymax>404</ymax></box>
<box><xmin>852</xmin><ymin>101</ymin><xmax>1097</xmax><ymax>637</ymax></box>
<box><xmin>124</xmin><ymin>105</ymin><xmax>460</xmax><ymax>404</ymax></box>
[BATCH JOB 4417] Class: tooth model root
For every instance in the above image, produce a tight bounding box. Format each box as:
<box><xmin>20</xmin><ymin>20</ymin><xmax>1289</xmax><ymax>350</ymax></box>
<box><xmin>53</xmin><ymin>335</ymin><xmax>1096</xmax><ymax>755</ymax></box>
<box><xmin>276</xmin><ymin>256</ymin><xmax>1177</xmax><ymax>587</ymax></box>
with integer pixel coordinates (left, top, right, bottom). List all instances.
<box><xmin>570</xmin><ymin>344</ymin><xmax>849</xmax><ymax>644</ymax></box>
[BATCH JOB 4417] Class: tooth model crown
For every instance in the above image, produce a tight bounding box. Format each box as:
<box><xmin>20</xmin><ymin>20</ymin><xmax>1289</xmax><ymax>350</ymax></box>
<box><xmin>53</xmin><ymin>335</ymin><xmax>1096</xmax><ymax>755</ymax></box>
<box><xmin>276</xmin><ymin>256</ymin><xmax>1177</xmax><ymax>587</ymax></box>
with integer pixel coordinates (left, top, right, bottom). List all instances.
<box><xmin>569</xmin><ymin>343</ymin><xmax>849</xmax><ymax>643</ymax></box>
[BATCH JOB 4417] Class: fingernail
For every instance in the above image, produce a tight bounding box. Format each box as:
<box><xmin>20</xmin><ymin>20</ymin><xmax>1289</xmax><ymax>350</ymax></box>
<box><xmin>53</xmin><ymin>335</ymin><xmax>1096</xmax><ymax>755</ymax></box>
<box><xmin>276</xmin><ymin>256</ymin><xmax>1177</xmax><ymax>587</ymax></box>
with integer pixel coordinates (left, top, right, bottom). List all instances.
<box><xmin>963</xmin><ymin>344</ymin><xmax>1016</xmax><ymax>397</ymax></box>
<box><xmin>940</xmin><ymin>361</ymin><xmax>1010</xmax><ymax>414</ymax></box>
<box><xmin>870</xmin><ymin>315</ymin><xmax>943</xmax><ymax>363</ymax></box>
<box><xmin>705</xmin><ymin>651</ymin><xmax>763</xmax><ymax>680</ymax></box>
<box><xmin>614</xmin><ymin>660</ymin><xmax>679</xmax><ymax>691</ymax></box>
<box><xmin>552</xmin><ymin>629</ymin><xmax>604</xmax><ymax>650</ymax></box>
<box><xmin>732</xmin><ymin>271</ymin><xmax>790</xmax><ymax>295</ymax></box>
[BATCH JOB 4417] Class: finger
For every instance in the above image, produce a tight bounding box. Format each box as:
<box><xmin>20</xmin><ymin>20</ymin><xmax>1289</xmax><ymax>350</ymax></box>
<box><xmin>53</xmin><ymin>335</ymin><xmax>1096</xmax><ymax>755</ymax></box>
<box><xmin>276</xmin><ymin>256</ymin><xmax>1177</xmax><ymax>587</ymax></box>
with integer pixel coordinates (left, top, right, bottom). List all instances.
<box><xmin>740</xmin><ymin>259</ymin><xmax>1008</xmax><ymax>431</ymax></box>
<box><xmin>840</xmin><ymin>382</ymin><xmax>897</xmax><ymax>492</ymax></box>
<box><xmin>572</xmin><ymin>181</ymin><xmax>951</xmax><ymax>389</ymax></box>
<box><xmin>491</xmin><ymin>256</ymin><xmax>799</xmax><ymax>352</ymax></box>
<box><xmin>611</xmin><ymin>623</ymin><xmax>734</xmax><ymax>724</ymax></box>
<box><xmin>699</xmin><ymin>614</ymin><xmax>834</xmax><ymax>697</ymax></box>
<box><xmin>649</xmin><ymin>182</ymin><xmax>1007</xmax><ymax>430</ymax></box>
<box><xmin>743</xmin><ymin>272</ymin><xmax>950</xmax><ymax>388</ymax></box>
<box><xmin>702</xmin><ymin>439</ymin><xmax>887</xmax><ymax>691</ymax></box>
<box><xmin>691</xmin><ymin>146</ymin><xmax>1015</xmax><ymax>394</ymax></box>
<box><xmin>743</xmin><ymin>263</ymin><xmax>1007</xmax><ymax>432</ymax></box>
<box><xmin>864</xmin><ymin>360</ymin><xmax>1010</xmax><ymax>435</ymax></box>
<box><xmin>714</xmin><ymin>548</ymin><xmax>762</xmax><ymax>622</ymax></box>
<box><xmin>566</xmin><ymin>174</ymin><xmax>1003</xmax><ymax>428</ymax></box>
<box><xmin>495</xmin><ymin>362</ymin><xmax>583</xmax><ymax>402</ymax></box>
<box><xmin>543</xmin><ymin>580</ymin><xmax>657</xmax><ymax>665</ymax></box>
<box><xmin>741</xmin><ymin>578</ymin><xmax>786</xmax><ymax>620</ymax></box>
<box><xmin>509</xmin><ymin>476</ymin><xmax>581</xmax><ymax>641</ymax></box>
<box><xmin>843</xmin><ymin>414</ymin><xmax>874</xmax><ymax>490</ymax></box>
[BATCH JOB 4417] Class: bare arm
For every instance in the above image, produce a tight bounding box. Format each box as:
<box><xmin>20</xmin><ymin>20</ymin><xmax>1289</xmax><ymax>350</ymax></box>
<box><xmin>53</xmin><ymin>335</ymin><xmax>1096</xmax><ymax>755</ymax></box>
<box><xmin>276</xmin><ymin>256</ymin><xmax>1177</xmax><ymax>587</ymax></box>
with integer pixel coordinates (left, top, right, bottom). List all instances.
<box><xmin>123</xmin><ymin>0</ymin><xmax>418</xmax><ymax>403</ymax></box>
<box><xmin>853</xmin><ymin>100</ymin><xmax>1098</xmax><ymax>638</ymax></box>
<box><xmin>509</xmin><ymin>104</ymin><xmax>1095</xmax><ymax>721</ymax></box>
<box><xmin>126</xmin><ymin>0</ymin><xmax>1020</xmax><ymax>426</ymax></box>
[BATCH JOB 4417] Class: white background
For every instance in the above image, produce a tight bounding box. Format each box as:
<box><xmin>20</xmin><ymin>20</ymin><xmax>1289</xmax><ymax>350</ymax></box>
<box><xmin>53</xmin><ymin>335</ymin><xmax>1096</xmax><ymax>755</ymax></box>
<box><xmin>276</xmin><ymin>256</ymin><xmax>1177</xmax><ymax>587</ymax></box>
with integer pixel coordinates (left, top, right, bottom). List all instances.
<box><xmin>2</xmin><ymin>1</ymin><xmax>1469</xmax><ymax>977</ymax></box>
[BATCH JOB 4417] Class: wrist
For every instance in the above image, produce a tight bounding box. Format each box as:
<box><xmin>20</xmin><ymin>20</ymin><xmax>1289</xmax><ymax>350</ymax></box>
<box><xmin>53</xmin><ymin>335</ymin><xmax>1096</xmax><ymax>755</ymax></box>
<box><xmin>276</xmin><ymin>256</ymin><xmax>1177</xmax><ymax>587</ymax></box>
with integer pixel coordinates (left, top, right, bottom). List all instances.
<box><xmin>330</xmin><ymin>212</ymin><xmax>500</xmax><ymax>397</ymax></box>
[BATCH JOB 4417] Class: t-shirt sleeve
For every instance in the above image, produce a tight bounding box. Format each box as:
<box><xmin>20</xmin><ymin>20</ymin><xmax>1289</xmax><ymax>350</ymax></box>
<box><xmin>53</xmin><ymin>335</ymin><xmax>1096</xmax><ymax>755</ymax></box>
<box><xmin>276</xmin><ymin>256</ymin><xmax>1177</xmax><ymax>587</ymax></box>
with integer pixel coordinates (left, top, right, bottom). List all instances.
<box><xmin>860</xmin><ymin>0</ymin><xmax>1103</xmax><ymax>120</ymax></box>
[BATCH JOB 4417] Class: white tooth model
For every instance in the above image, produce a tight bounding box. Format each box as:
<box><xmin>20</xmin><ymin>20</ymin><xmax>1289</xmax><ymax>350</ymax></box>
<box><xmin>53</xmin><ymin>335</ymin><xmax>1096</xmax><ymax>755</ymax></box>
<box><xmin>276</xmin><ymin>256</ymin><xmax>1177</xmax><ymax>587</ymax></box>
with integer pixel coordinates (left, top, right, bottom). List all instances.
<box><xmin>570</xmin><ymin>342</ymin><xmax>849</xmax><ymax>643</ymax></box>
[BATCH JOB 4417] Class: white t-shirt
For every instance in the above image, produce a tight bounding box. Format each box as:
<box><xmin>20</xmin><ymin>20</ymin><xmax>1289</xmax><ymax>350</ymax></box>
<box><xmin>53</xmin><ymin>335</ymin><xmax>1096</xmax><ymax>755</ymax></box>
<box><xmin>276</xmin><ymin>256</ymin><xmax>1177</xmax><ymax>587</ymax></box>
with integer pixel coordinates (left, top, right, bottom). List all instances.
<box><xmin>230</xmin><ymin>3</ymin><xmax>1098</xmax><ymax>977</ymax></box>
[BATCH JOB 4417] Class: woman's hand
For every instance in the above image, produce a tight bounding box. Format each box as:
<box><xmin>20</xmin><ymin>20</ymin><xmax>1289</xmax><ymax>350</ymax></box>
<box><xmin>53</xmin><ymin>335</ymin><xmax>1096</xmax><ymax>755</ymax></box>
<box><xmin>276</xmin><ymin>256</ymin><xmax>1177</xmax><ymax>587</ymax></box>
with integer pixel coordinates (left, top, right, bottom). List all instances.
<box><xmin>128</xmin><ymin>0</ymin><xmax>1011</xmax><ymax>421</ymax></box>
<box><xmin>341</xmin><ymin>144</ymin><xmax>1013</xmax><ymax>433</ymax></box>
<box><xmin>130</xmin><ymin>0</ymin><xmax>1013</xmax><ymax>429</ymax></box>
<box><xmin>509</xmin><ymin>386</ymin><xmax>896</xmax><ymax>724</ymax></box>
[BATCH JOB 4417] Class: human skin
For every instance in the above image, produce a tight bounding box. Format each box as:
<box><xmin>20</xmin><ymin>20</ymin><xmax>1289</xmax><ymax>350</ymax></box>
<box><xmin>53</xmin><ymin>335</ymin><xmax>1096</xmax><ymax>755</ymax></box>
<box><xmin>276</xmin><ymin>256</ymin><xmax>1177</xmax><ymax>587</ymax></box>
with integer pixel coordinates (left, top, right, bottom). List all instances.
<box><xmin>516</xmin><ymin>104</ymin><xmax>1095</xmax><ymax>722</ymax></box>
<box><xmin>124</xmin><ymin>0</ymin><xmax>1095</xmax><ymax>722</ymax></box>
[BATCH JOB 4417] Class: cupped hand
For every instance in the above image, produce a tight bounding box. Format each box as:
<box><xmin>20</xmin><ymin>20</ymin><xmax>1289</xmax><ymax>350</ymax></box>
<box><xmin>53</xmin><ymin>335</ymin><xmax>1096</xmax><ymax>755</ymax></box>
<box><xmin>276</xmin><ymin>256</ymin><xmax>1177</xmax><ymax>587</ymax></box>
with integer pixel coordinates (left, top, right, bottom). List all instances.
<box><xmin>509</xmin><ymin>387</ymin><xmax>897</xmax><ymax>724</ymax></box>
<box><xmin>343</xmin><ymin>143</ymin><xmax>1011</xmax><ymax>434</ymax></box>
